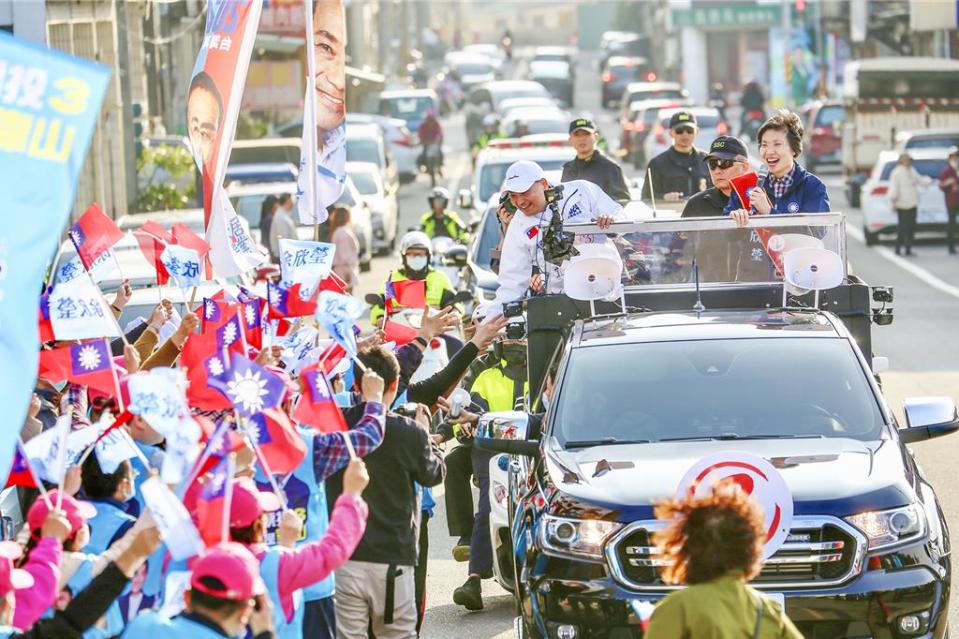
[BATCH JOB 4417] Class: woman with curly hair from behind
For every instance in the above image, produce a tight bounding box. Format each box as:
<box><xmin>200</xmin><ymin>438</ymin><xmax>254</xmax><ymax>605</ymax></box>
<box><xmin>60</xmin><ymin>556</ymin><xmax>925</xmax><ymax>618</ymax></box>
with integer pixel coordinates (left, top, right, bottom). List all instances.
<box><xmin>644</xmin><ymin>480</ymin><xmax>803</xmax><ymax>639</ymax></box>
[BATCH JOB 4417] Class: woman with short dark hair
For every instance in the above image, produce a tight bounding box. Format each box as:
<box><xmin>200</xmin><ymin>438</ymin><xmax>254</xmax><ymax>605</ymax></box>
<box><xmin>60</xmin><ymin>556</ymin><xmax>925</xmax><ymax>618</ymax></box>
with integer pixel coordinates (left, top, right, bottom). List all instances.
<box><xmin>644</xmin><ymin>481</ymin><xmax>803</xmax><ymax>638</ymax></box>
<box><xmin>725</xmin><ymin>109</ymin><xmax>830</xmax><ymax>227</ymax></box>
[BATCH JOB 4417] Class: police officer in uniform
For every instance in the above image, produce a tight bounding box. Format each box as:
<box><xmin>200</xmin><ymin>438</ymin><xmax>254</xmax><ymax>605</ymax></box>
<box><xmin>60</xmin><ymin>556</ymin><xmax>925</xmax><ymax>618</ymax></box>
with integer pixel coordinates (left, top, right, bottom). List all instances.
<box><xmin>418</xmin><ymin>187</ymin><xmax>470</xmax><ymax>244</ymax></box>
<box><xmin>640</xmin><ymin>110</ymin><xmax>711</xmax><ymax>206</ymax></box>
<box><xmin>561</xmin><ymin>118</ymin><xmax>631</xmax><ymax>204</ymax></box>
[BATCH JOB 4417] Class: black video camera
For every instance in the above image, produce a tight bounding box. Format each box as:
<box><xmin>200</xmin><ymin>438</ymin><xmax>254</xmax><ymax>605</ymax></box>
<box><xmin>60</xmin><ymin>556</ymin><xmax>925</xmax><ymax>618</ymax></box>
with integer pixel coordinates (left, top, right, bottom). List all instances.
<box><xmin>541</xmin><ymin>184</ymin><xmax>579</xmax><ymax>266</ymax></box>
<box><xmin>498</xmin><ymin>190</ymin><xmax>517</xmax><ymax>215</ymax></box>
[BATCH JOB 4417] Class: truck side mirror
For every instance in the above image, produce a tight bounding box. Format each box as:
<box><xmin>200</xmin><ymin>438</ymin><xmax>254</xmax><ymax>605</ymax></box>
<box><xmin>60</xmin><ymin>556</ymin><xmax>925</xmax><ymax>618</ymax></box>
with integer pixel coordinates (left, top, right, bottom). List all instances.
<box><xmin>899</xmin><ymin>397</ymin><xmax>959</xmax><ymax>443</ymax></box>
<box><xmin>475</xmin><ymin>411</ymin><xmax>540</xmax><ymax>457</ymax></box>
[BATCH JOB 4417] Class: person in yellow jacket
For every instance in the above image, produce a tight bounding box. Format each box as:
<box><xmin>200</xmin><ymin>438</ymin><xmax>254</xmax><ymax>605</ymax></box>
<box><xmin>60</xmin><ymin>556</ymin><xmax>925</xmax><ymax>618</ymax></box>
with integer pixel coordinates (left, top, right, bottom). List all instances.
<box><xmin>419</xmin><ymin>187</ymin><xmax>470</xmax><ymax>244</ymax></box>
<box><xmin>369</xmin><ymin>230</ymin><xmax>456</xmax><ymax>327</ymax></box>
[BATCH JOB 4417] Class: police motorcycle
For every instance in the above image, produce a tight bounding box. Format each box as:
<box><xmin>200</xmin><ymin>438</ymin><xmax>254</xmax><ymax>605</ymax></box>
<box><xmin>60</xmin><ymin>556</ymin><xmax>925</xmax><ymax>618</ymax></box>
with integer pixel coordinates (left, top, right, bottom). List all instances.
<box><xmin>471</xmin><ymin>207</ymin><xmax>956</xmax><ymax>639</ymax></box>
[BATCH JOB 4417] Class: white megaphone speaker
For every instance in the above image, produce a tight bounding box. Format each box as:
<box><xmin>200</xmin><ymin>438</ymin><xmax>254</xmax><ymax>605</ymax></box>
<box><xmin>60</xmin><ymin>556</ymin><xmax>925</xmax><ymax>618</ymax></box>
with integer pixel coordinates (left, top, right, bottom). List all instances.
<box><xmin>562</xmin><ymin>243</ymin><xmax>624</xmax><ymax>305</ymax></box>
<box><xmin>782</xmin><ymin>247</ymin><xmax>843</xmax><ymax>309</ymax></box>
<box><xmin>447</xmin><ymin>387</ymin><xmax>472</xmax><ymax>419</ymax></box>
<box><xmin>768</xmin><ymin>234</ymin><xmax>825</xmax><ymax>296</ymax></box>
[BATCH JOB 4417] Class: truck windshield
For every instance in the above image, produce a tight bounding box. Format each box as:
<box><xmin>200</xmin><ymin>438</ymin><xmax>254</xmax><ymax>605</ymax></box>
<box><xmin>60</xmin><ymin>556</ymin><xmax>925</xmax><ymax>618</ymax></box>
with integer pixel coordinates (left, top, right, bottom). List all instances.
<box><xmin>553</xmin><ymin>337</ymin><xmax>885</xmax><ymax>446</ymax></box>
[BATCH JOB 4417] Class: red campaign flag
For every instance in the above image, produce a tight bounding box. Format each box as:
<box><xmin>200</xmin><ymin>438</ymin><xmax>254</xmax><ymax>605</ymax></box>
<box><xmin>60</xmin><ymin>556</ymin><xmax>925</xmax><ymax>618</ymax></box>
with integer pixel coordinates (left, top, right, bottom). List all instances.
<box><xmin>6</xmin><ymin>443</ymin><xmax>36</xmax><ymax>489</ymax></box>
<box><xmin>384</xmin><ymin>320</ymin><xmax>418</xmax><ymax>346</ymax></box>
<box><xmin>201</xmin><ymin>298</ymin><xmax>239</xmax><ymax>333</ymax></box>
<box><xmin>133</xmin><ymin>221</ymin><xmax>172</xmax><ymax>285</ymax></box>
<box><xmin>295</xmin><ymin>363</ymin><xmax>348</xmax><ymax>433</ymax></box>
<box><xmin>247</xmin><ymin>408</ymin><xmax>308</xmax><ymax>473</ymax></box>
<box><xmin>180</xmin><ymin>331</ymin><xmax>233</xmax><ymax>411</ymax></box>
<box><xmin>69</xmin><ymin>203</ymin><xmax>125</xmax><ymax>270</ymax></box>
<box><xmin>317</xmin><ymin>342</ymin><xmax>346</xmax><ymax>375</ymax></box>
<box><xmin>386</xmin><ymin>279</ymin><xmax>426</xmax><ymax>314</ymax></box>
<box><xmin>240</xmin><ymin>298</ymin><xmax>264</xmax><ymax>350</ymax></box>
<box><xmin>38</xmin><ymin>341</ymin><xmax>117</xmax><ymax>395</ymax></box>
<box><xmin>728</xmin><ymin>172</ymin><xmax>784</xmax><ymax>274</ymax></box>
<box><xmin>267</xmin><ymin>281</ymin><xmax>318</xmax><ymax>320</ymax></box>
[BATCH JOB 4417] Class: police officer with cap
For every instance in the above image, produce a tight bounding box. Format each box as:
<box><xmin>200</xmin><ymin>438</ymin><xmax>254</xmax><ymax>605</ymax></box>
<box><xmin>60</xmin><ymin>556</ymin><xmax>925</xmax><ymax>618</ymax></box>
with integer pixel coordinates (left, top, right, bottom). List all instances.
<box><xmin>682</xmin><ymin>136</ymin><xmax>751</xmax><ymax>217</ymax></box>
<box><xmin>561</xmin><ymin>117</ymin><xmax>631</xmax><ymax>204</ymax></box>
<box><xmin>640</xmin><ymin>110</ymin><xmax>711</xmax><ymax>205</ymax></box>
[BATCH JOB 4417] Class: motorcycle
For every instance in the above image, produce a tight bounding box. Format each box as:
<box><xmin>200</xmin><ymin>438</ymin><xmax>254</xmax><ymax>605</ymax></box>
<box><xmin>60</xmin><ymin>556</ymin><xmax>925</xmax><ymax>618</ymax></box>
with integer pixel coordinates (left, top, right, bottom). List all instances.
<box><xmin>741</xmin><ymin>109</ymin><xmax>765</xmax><ymax>143</ymax></box>
<box><xmin>419</xmin><ymin>143</ymin><xmax>443</xmax><ymax>187</ymax></box>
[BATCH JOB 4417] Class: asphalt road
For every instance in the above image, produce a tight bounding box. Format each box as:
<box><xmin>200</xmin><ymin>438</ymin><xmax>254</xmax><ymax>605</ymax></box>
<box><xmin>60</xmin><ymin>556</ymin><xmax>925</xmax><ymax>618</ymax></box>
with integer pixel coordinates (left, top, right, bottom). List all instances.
<box><xmin>352</xmin><ymin>49</ymin><xmax>959</xmax><ymax>639</ymax></box>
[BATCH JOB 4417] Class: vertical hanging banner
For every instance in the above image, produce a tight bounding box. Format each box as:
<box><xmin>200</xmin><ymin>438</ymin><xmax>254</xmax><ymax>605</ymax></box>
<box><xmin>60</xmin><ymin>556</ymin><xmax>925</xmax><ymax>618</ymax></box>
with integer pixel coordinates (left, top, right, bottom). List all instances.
<box><xmin>188</xmin><ymin>0</ymin><xmax>268</xmax><ymax>277</ymax></box>
<box><xmin>0</xmin><ymin>33</ymin><xmax>110</xmax><ymax>483</ymax></box>
<box><xmin>296</xmin><ymin>0</ymin><xmax>347</xmax><ymax>225</ymax></box>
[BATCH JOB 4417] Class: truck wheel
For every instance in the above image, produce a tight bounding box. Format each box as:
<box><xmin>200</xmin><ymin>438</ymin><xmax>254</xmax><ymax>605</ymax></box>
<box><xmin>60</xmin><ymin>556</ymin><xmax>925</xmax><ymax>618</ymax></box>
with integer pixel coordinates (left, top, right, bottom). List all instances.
<box><xmin>863</xmin><ymin>225</ymin><xmax>879</xmax><ymax>246</ymax></box>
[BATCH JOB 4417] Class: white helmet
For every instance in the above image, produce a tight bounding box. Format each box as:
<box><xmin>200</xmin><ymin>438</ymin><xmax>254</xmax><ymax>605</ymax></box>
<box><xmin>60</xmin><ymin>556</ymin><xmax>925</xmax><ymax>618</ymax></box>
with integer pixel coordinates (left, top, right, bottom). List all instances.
<box><xmin>400</xmin><ymin>230</ymin><xmax>432</xmax><ymax>255</ymax></box>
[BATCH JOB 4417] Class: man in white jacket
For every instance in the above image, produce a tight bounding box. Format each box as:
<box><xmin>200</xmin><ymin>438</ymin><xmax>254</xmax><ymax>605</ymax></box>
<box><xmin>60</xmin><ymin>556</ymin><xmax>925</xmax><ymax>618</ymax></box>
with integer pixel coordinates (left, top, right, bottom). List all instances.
<box><xmin>492</xmin><ymin>160</ymin><xmax>625</xmax><ymax>307</ymax></box>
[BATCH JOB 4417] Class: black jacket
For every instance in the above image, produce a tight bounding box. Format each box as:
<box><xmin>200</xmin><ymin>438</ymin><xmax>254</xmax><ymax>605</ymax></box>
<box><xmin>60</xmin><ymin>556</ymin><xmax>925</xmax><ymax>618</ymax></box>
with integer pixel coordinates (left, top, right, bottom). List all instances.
<box><xmin>640</xmin><ymin>147</ymin><xmax>711</xmax><ymax>204</ymax></box>
<box><xmin>327</xmin><ymin>408</ymin><xmax>445</xmax><ymax>565</ymax></box>
<box><xmin>681</xmin><ymin>187</ymin><xmax>729</xmax><ymax>218</ymax></box>
<box><xmin>561</xmin><ymin>151</ymin><xmax>631</xmax><ymax>204</ymax></box>
<box><xmin>11</xmin><ymin>563</ymin><xmax>130</xmax><ymax>639</ymax></box>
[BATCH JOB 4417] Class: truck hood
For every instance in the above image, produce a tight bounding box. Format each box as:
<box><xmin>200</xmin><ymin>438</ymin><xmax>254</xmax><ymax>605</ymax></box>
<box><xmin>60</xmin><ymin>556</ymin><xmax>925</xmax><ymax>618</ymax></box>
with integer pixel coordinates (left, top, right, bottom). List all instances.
<box><xmin>545</xmin><ymin>437</ymin><xmax>915</xmax><ymax>519</ymax></box>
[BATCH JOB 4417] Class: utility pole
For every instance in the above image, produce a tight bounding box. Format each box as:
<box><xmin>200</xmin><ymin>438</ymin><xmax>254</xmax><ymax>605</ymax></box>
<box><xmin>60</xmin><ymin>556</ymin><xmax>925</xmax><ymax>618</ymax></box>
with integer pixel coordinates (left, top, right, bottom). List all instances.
<box><xmin>115</xmin><ymin>0</ymin><xmax>138</xmax><ymax>213</ymax></box>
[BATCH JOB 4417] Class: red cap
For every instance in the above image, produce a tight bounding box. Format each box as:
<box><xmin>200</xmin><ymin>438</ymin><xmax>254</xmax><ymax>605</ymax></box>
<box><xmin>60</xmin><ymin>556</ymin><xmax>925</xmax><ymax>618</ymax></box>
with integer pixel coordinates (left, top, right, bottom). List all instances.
<box><xmin>27</xmin><ymin>492</ymin><xmax>97</xmax><ymax>537</ymax></box>
<box><xmin>0</xmin><ymin>542</ymin><xmax>34</xmax><ymax>596</ymax></box>
<box><xmin>190</xmin><ymin>542</ymin><xmax>265</xmax><ymax>601</ymax></box>
<box><xmin>228</xmin><ymin>478</ymin><xmax>281</xmax><ymax>528</ymax></box>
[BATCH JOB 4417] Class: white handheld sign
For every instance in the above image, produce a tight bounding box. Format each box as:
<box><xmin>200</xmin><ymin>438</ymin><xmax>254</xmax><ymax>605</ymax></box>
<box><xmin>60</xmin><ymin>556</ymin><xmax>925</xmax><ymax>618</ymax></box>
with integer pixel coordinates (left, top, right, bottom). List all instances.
<box><xmin>676</xmin><ymin>451</ymin><xmax>793</xmax><ymax>560</ymax></box>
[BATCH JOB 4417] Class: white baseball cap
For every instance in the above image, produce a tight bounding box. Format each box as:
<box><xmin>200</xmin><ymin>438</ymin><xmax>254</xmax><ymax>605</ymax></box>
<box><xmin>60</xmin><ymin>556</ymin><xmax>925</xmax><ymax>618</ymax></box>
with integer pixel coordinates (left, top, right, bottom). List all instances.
<box><xmin>503</xmin><ymin>160</ymin><xmax>545</xmax><ymax>194</ymax></box>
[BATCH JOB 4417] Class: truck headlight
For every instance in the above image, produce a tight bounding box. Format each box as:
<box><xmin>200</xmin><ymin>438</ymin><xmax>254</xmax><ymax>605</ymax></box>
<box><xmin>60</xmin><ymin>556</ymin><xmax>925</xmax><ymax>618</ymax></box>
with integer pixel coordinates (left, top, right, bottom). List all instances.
<box><xmin>539</xmin><ymin>515</ymin><xmax>621</xmax><ymax>561</ymax></box>
<box><xmin>845</xmin><ymin>504</ymin><xmax>925</xmax><ymax>550</ymax></box>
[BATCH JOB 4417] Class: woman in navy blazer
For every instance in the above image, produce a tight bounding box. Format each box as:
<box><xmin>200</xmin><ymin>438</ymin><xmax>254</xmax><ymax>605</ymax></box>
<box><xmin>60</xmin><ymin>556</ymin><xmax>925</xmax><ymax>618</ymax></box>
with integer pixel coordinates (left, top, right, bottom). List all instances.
<box><xmin>725</xmin><ymin>110</ymin><xmax>830</xmax><ymax>226</ymax></box>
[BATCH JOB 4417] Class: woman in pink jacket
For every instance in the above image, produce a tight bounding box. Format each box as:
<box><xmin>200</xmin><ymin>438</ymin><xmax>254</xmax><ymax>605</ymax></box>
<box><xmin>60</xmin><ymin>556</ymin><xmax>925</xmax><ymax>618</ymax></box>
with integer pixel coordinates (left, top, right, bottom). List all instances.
<box><xmin>329</xmin><ymin>205</ymin><xmax>361</xmax><ymax>293</ymax></box>
<box><xmin>197</xmin><ymin>459</ymin><xmax>369</xmax><ymax>638</ymax></box>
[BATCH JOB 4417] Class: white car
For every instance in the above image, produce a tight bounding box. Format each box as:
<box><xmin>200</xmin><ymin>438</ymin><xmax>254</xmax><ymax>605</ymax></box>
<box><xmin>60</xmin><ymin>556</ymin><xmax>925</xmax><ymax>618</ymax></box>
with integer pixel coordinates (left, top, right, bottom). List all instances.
<box><xmin>462</xmin><ymin>134</ymin><xmax>575</xmax><ymax>225</ymax></box>
<box><xmin>861</xmin><ymin>149</ymin><xmax>951</xmax><ymax>245</ymax></box>
<box><xmin>643</xmin><ymin>106</ymin><xmax>728</xmax><ymax>163</ymax></box>
<box><xmin>444</xmin><ymin>51</ymin><xmax>496</xmax><ymax>91</ymax></box>
<box><xmin>346</xmin><ymin>123</ymin><xmax>400</xmax><ymax>201</ymax></box>
<box><xmin>501</xmin><ymin>107</ymin><xmax>570</xmax><ymax>138</ymax></box>
<box><xmin>346</xmin><ymin>113</ymin><xmax>418</xmax><ymax>184</ymax></box>
<box><xmin>461</xmin><ymin>44</ymin><xmax>506</xmax><ymax>73</ymax></box>
<box><xmin>347</xmin><ymin>161</ymin><xmax>398</xmax><ymax>255</ymax></box>
<box><xmin>497</xmin><ymin>97</ymin><xmax>562</xmax><ymax>121</ymax></box>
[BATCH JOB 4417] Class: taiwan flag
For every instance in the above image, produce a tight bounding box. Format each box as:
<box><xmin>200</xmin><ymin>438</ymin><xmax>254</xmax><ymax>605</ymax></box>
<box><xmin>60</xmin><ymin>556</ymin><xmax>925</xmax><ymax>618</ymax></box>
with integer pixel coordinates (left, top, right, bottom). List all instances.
<box><xmin>317</xmin><ymin>342</ymin><xmax>346</xmax><ymax>375</ymax></box>
<box><xmin>38</xmin><ymin>288</ymin><xmax>54</xmax><ymax>343</ymax></box>
<box><xmin>180</xmin><ymin>331</ymin><xmax>232</xmax><ymax>411</ymax></box>
<box><xmin>171</xmin><ymin>223</ymin><xmax>211</xmax><ymax>277</ymax></box>
<box><xmin>195</xmin><ymin>454</ymin><xmax>233</xmax><ymax>545</ymax></box>
<box><xmin>295</xmin><ymin>363</ymin><xmax>347</xmax><ymax>433</ymax></box>
<box><xmin>38</xmin><ymin>340</ymin><xmax>117</xmax><ymax>396</ymax></box>
<box><xmin>385</xmin><ymin>278</ymin><xmax>426</xmax><ymax>315</ymax></box>
<box><xmin>246</xmin><ymin>408</ymin><xmax>307</xmax><ymax>474</ymax></box>
<box><xmin>209</xmin><ymin>355</ymin><xmax>286</xmax><ymax>418</ymax></box>
<box><xmin>202</xmin><ymin>298</ymin><xmax>241</xmax><ymax>333</ymax></box>
<box><xmin>267</xmin><ymin>281</ymin><xmax>318</xmax><ymax>319</ymax></box>
<box><xmin>5</xmin><ymin>443</ymin><xmax>36</xmax><ymax>489</ymax></box>
<box><xmin>729</xmin><ymin>172</ymin><xmax>783</xmax><ymax>274</ymax></box>
<box><xmin>384</xmin><ymin>320</ymin><xmax>418</xmax><ymax>346</ymax></box>
<box><xmin>69</xmin><ymin>203</ymin><xmax>124</xmax><ymax>270</ymax></box>
<box><xmin>240</xmin><ymin>297</ymin><xmax>264</xmax><ymax>350</ymax></box>
<box><xmin>215</xmin><ymin>314</ymin><xmax>246</xmax><ymax>355</ymax></box>
<box><xmin>319</xmin><ymin>272</ymin><xmax>348</xmax><ymax>295</ymax></box>
<box><xmin>133</xmin><ymin>220</ymin><xmax>172</xmax><ymax>286</ymax></box>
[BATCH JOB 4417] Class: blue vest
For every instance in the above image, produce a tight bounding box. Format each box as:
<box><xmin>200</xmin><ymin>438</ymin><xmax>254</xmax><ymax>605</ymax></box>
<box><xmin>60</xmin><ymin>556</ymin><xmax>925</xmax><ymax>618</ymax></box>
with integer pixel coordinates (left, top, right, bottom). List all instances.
<box><xmin>85</xmin><ymin>499</ymin><xmax>136</xmax><ymax>555</ymax></box>
<box><xmin>128</xmin><ymin>444</ymin><xmax>168</xmax><ymax>601</ymax></box>
<box><xmin>63</xmin><ymin>553</ymin><xmax>126</xmax><ymax>638</ymax></box>
<box><xmin>0</xmin><ymin>627</ymin><xmax>13</xmax><ymax>638</ymax></box>
<box><xmin>259</xmin><ymin>548</ymin><xmax>304</xmax><ymax>639</ymax></box>
<box><xmin>121</xmin><ymin>612</ymin><xmax>229</xmax><ymax>639</ymax></box>
<box><xmin>255</xmin><ymin>428</ymin><xmax>332</xmax><ymax>601</ymax></box>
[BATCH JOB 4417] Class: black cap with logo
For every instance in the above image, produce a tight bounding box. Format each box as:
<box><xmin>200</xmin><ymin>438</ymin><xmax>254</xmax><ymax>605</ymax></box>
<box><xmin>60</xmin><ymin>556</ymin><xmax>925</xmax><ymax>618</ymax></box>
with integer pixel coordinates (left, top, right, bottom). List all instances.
<box><xmin>668</xmin><ymin>111</ymin><xmax>697</xmax><ymax>129</ymax></box>
<box><xmin>704</xmin><ymin>135</ymin><xmax>748</xmax><ymax>162</ymax></box>
<box><xmin>569</xmin><ymin>117</ymin><xmax>597</xmax><ymax>134</ymax></box>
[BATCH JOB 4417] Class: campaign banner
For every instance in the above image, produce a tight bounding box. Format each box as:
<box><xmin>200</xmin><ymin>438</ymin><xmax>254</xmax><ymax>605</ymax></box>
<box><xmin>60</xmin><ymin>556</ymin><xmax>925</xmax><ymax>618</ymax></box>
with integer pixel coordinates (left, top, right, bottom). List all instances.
<box><xmin>278</xmin><ymin>238</ymin><xmax>336</xmax><ymax>287</ymax></box>
<box><xmin>296</xmin><ymin>0</ymin><xmax>347</xmax><ymax>224</ymax></box>
<box><xmin>188</xmin><ymin>0</ymin><xmax>267</xmax><ymax>277</ymax></box>
<box><xmin>160</xmin><ymin>244</ymin><xmax>203</xmax><ymax>289</ymax></box>
<box><xmin>0</xmin><ymin>32</ymin><xmax>110</xmax><ymax>482</ymax></box>
<box><xmin>48</xmin><ymin>275</ymin><xmax>121</xmax><ymax>340</ymax></box>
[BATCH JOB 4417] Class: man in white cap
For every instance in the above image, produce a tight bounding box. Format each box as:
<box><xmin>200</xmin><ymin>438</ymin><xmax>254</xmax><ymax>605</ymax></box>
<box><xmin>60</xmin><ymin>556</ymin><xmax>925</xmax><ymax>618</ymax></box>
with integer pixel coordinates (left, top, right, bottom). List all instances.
<box><xmin>492</xmin><ymin>160</ymin><xmax>625</xmax><ymax>307</ymax></box>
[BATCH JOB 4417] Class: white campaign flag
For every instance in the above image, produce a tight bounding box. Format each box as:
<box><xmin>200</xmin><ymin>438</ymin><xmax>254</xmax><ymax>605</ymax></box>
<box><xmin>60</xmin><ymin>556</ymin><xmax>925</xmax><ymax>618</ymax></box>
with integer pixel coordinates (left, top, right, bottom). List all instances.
<box><xmin>277</xmin><ymin>325</ymin><xmax>320</xmax><ymax>374</ymax></box>
<box><xmin>159</xmin><ymin>416</ymin><xmax>201</xmax><ymax>485</ymax></box>
<box><xmin>56</xmin><ymin>247</ymin><xmax>119</xmax><ymax>286</ymax></box>
<box><xmin>48</xmin><ymin>275</ymin><xmax>120</xmax><ymax>340</ymax></box>
<box><xmin>127</xmin><ymin>368</ymin><xmax>190</xmax><ymax>438</ymax></box>
<box><xmin>24</xmin><ymin>413</ymin><xmax>99</xmax><ymax>483</ymax></box>
<box><xmin>94</xmin><ymin>417</ymin><xmax>141</xmax><ymax>474</ymax></box>
<box><xmin>207</xmin><ymin>189</ymin><xmax>268</xmax><ymax>278</ymax></box>
<box><xmin>278</xmin><ymin>238</ymin><xmax>336</xmax><ymax>289</ymax></box>
<box><xmin>160</xmin><ymin>244</ymin><xmax>203</xmax><ymax>290</ymax></box>
<box><xmin>140</xmin><ymin>476</ymin><xmax>204</xmax><ymax>560</ymax></box>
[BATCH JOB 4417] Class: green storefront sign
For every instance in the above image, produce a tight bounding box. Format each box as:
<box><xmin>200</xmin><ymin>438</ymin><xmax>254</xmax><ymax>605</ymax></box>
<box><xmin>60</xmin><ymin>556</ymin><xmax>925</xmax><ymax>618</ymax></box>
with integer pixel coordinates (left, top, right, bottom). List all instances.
<box><xmin>672</xmin><ymin>4</ymin><xmax>782</xmax><ymax>28</ymax></box>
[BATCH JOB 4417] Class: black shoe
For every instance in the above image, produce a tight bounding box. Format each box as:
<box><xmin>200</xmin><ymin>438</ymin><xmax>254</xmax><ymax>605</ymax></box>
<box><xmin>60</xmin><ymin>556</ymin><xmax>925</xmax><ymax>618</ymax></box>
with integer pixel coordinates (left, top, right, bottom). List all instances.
<box><xmin>452</xmin><ymin>537</ymin><xmax>471</xmax><ymax>562</ymax></box>
<box><xmin>906</xmin><ymin>250</ymin><xmax>915</xmax><ymax>257</ymax></box>
<box><xmin>453</xmin><ymin>575</ymin><xmax>483</xmax><ymax>611</ymax></box>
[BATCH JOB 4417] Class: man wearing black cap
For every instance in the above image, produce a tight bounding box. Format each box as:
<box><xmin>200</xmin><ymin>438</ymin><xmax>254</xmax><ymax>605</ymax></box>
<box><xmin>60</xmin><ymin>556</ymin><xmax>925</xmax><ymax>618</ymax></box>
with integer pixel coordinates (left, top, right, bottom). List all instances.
<box><xmin>640</xmin><ymin>110</ymin><xmax>711</xmax><ymax>205</ymax></box>
<box><xmin>682</xmin><ymin>135</ymin><xmax>751</xmax><ymax>217</ymax></box>
<box><xmin>561</xmin><ymin>118</ymin><xmax>631</xmax><ymax>204</ymax></box>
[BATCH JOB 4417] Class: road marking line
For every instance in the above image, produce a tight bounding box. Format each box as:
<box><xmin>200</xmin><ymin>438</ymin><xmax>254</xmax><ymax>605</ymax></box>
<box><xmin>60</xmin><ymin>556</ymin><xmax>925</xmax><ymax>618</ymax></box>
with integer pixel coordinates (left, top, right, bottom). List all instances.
<box><xmin>848</xmin><ymin>224</ymin><xmax>959</xmax><ymax>300</ymax></box>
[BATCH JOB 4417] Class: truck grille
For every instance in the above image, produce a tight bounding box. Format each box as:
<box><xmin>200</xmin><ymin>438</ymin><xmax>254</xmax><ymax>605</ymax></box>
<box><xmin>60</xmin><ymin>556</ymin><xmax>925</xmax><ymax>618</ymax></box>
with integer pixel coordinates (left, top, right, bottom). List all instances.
<box><xmin>606</xmin><ymin>516</ymin><xmax>864</xmax><ymax>591</ymax></box>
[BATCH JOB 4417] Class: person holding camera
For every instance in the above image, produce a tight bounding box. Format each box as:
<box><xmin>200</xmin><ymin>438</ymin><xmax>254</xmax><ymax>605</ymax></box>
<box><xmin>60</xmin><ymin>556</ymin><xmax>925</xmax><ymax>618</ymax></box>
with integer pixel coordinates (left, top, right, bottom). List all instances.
<box><xmin>491</xmin><ymin>160</ymin><xmax>625</xmax><ymax>307</ymax></box>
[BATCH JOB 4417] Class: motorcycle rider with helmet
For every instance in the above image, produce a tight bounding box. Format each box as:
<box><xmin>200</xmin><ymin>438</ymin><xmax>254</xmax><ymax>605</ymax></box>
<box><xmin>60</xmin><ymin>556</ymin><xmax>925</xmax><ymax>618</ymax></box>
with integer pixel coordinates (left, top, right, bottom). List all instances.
<box><xmin>419</xmin><ymin>187</ymin><xmax>470</xmax><ymax>244</ymax></box>
<box><xmin>471</xmin><ymin>114</ymin><xmax>505</xmax><ymax>166</ymax></box>
<box><xmin>369</xmin><ymin>230</ymin><xmax>458</xmax><ymax>328</ymax></box>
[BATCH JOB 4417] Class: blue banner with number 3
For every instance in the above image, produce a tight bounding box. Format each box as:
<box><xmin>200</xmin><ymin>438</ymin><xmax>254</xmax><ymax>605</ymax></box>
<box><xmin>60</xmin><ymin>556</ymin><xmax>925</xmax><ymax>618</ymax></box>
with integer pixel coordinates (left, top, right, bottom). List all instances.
<box><xmin>0</xmin><ymin>32</ymin><xmax>110</xmax><ymax>481</ymax></box>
